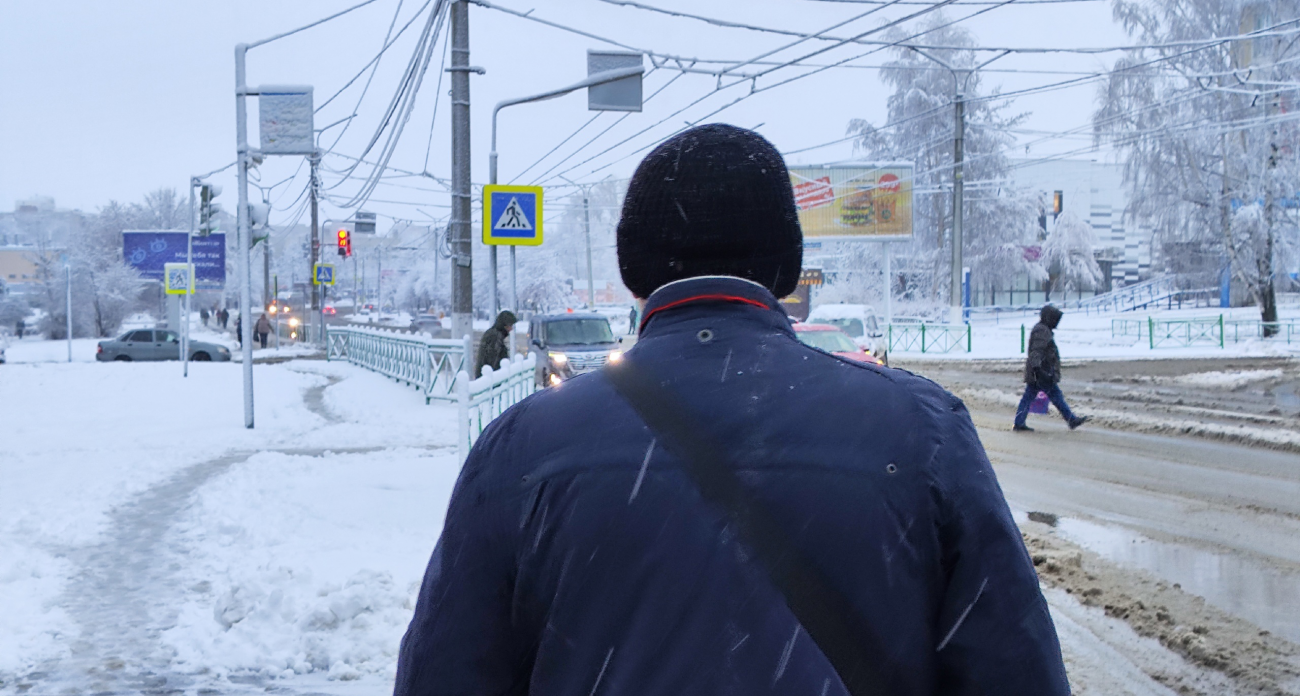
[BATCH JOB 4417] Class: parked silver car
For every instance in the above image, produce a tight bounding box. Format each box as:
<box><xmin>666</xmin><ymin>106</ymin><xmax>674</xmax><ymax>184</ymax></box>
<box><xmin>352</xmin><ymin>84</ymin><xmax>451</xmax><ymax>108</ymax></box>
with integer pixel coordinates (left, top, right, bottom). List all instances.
<box><xmin>96</xmin><ymin>329</ymin><xmax>232</xmax><ymax>362</ymax></box>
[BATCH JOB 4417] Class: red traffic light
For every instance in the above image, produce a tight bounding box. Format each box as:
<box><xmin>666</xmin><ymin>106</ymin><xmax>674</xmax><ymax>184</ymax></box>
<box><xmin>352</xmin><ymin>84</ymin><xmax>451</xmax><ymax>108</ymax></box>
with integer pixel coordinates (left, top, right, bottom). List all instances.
<box><xmin>336</xmin><ymin>229</ymin><xmax>352</xmax><ymax>257</ymax></box>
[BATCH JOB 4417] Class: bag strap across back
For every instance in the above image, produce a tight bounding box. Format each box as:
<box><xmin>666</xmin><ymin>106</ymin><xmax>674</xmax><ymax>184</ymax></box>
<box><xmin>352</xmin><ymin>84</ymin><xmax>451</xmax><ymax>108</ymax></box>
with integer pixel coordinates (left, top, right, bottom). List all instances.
<box><xmin>604</xmin><ymin>362</ymin><xmax>884</xmax><ymax>696</ymax></box>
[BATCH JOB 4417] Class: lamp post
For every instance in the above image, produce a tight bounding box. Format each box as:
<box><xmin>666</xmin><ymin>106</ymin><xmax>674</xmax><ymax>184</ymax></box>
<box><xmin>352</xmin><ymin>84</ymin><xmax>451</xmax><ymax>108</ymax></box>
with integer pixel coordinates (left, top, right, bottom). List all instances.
<box><xmin>488</xmin><ymin>64</ymin><xmax>644</xmax><ymax>314</ymax></box>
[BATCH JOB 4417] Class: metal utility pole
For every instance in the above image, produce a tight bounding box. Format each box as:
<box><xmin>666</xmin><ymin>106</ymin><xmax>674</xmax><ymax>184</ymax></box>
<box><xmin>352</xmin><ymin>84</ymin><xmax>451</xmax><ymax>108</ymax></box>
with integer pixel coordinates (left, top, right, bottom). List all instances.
<box><xmin>65</xmin><ymin>262</ymin><xmax>72</xmax><ymax>362</ymax></box>
<box><xmin>449</xmin><ymin>0</ymin><xmax>474</xmax><ymax>340</ymax></box>
<box><xmin>185</xmin><ymin>180</ymin><xmax>196</xmax><ymax>377</ymax></box>
<box><xmin>309</xmin><ymin>151</ymin><xmax>322</xmax><ymax>342</ymax></box>
<box><xmin>234</xmin><ymin>43</ymin><xmax>255</xmax><ymax>428</ymax></box>
<box><xmin>950</xmin><ymin>92</ymin><xmax>965</xmax><ymax>322</ymax></box>
<box><xmin>909</xmin><ymin>49</ymin><xmax>1007</xmax><ymax>324</ymax></box>
<box><xmin>582</xmin><ymin>190</ymin><xmax>595</xmax><ymax>309</ymax></box>
<box><xmin>263</xmin><ymin>238</ymin><xmax>271</xmax><ymax>314</ymax></box>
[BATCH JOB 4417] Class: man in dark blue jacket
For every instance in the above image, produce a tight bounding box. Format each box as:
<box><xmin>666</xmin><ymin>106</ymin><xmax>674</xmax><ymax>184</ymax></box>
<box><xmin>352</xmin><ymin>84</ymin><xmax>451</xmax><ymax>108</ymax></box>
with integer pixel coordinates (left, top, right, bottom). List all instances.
<box><xmin>395</xmin><ymin>125</ymin><xmax>1069</xmax><ymax>695</ymax></box>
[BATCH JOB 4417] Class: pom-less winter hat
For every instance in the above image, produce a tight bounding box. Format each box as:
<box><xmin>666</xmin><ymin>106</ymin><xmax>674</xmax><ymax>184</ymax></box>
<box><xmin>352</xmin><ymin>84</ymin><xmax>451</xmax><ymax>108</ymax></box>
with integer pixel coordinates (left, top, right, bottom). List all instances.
<box><xmin>616</xmin><ymin>124</ymin><xmax>803</xmax><ymax>299</ymax></box>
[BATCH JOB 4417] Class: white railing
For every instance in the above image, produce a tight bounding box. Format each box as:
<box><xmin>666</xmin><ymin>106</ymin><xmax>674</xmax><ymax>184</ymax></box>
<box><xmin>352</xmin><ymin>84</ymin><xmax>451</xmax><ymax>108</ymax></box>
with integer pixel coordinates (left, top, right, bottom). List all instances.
<box><xmin>457</xmin><ymin>353</ymin><xmax>539</xmax><ymax>462</ymax></box>
<box><xmin>327</xmin><ymin>325</ymin><xmax>473</xmax><ymax>403</ymax></box>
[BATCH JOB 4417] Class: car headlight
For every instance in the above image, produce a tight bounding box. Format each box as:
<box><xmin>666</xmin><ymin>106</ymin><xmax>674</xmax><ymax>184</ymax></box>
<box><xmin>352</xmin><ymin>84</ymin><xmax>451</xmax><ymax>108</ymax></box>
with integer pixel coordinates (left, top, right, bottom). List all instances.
<box><xmin>548</xmin><ymin>352</ymin><xmax>568</xmax><ymax>366</ymax></box>
<box><xmin>608</xmin><ymin>349</ymin><xmax>623</xmax><ymax>364</ymax></box>
<box><xmin>548</xmin><ymin>373</ymin><xmax>563</xmax><ymax>387</ymax></box>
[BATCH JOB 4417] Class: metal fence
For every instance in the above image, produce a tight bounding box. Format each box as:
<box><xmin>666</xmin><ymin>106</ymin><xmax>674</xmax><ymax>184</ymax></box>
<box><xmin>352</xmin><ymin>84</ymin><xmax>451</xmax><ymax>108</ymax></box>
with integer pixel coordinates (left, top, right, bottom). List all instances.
<box><xmin>888</xmin><ymin>323</ymin><xmax>972</xmax><ymax>354</ymax></box>
<box><xmin>458</xmin><ymin>353</ymin><xmax>538</xmax><ymax>462</ymax></box>
<box><xmin>1110</xmin><ymin>315</ymin><xmax>1299</xmax><ymax>348</ymax></box>
<box><xmin>1224</xmin><ymin>320</ymin><xmax>1300</xmax><ymax>344</ymax></box>
<box><xmin>326</xmin><ymin>326</ymin><xmax>473</xmax><ymax>403</ymax></box>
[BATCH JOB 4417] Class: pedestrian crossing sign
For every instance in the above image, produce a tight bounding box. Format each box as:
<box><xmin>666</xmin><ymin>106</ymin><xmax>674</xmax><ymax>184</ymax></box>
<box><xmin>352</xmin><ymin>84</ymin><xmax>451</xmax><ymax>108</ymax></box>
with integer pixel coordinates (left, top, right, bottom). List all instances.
<box><xmin>483</xmin><ymin>185</ymin><xmax>543</xmax><ymax>246</ymax></box>
<box><xmin>313</xmin><ymin>263</ymin><xmax>335</xmax><ymax>286</ymax></box>
<box><xmin>164</xmin><ymin>263</ymin><xmax>194</xmax><ymax>295</ymax></box>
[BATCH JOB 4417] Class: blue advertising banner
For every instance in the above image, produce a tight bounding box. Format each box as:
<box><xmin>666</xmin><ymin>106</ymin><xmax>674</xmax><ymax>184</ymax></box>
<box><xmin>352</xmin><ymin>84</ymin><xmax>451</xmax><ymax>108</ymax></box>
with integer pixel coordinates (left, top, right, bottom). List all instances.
<box><xmin>123</xmin><ymin>231</ymin><xmax>226</xmax><ymax>289</ymax></box>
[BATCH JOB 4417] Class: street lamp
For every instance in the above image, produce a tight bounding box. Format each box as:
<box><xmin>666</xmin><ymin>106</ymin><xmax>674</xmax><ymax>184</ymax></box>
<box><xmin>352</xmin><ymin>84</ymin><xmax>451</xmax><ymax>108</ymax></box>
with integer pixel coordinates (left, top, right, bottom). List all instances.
<box><xmin>488</xmin><ymin>59</ymin><xmax>644</xmax><ymax>315</ymax></box>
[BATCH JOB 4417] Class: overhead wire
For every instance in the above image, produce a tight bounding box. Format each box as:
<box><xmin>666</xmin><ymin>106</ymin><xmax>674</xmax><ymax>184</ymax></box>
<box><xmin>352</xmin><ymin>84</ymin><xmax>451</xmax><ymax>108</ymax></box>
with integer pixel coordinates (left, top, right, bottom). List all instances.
<box><xmin>421</xmin><ymin>23</ymin><xmax>452</xmax><ymax>174</ymax></box>
<box><xmin>321</xmin><ymin>0</ymin><xmax>414</xmax><ymax>154</ymax></box>
<box><xmin>593</xmin><ymin>0</ymin><xmax>1300</xmax><ymax>57</ymax></box>
<box><xmin>328</xmin><ymin>0</ymin><xmax>449</xmax><ymax>208</ymax></box>
<box><xmin>517</xmin><ymin>0</ymin><xmax>957</xmax><ymax>184</ymax></box>
<box><xmin>540</xmin><ymin>0</ymin><xmax>1010</xmax><ymax>185</ymax></box>
<box><xmin>247</xmin><ymin>0</ymin><xmax>387</xmax><ymax>49</ymax></box>
<box><xmin>523</xmin><ymin>68</ymin><xmax>687</xmax><ymax>185</ymax></box>
<box><xmin>324</xmin><ymin>0</ymin><xmax>444</xmax><ymax>187</ymax></box>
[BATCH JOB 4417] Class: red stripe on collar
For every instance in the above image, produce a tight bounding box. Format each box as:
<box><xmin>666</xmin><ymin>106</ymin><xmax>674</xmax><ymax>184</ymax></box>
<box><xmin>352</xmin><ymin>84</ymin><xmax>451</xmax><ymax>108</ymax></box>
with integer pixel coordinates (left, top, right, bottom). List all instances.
<box><xmin>640</xmin><ymin>294</ymin><xmax>771</xmax><ymax>331</ymax></box>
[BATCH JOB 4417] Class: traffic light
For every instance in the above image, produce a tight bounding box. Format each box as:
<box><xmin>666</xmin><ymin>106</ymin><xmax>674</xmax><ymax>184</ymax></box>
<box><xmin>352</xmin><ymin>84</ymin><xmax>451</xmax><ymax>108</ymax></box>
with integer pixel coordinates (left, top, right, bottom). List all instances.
<box><xmin>337</xmin><ymin>228</ymin><xmax>352</xmax><ymax>257</ymax></box>
<box><xmin>198</xmin><ymin>184</ymin><xmax>223</xmax><ymax>236</ymax></box>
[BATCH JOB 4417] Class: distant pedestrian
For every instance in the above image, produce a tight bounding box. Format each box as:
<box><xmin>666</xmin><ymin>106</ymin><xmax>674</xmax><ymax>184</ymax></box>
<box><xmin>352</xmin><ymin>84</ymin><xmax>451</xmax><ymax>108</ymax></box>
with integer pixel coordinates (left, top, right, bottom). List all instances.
<box><xmin>15</xmin><ymin>319</ymin><xmax>24</xmax><ymax>339</ymax></box>
<box><xmin>473</xmin><ymin>310</ymin><xmax>516</xmax><ymax>378</ymax></box>
<box><xmin>627</xmin><ymin>305</ymin><xmax>638</xmax><ymax>334</ymax></box>
<box><xmin>1015</xmin><ymin>305</ymin><xmax>1090</xmax><ymax>431</ymax></box>
<box><xmin>199</xmin><ymin>308</ymin><xmax>210</xmax><ymax>326</ymax></box>
<box><xmin>255</xmin><ymin>313</ymin><xmax>272</xmax><ymax>349</ymax></box>
<box><xmin>234</xmin><ymin>316</ymin><xmax>242</xmax><ymax>346</ymax></box>
<box><xmin>218</xmin><ymin>308</ymin><xmax>229</xmax><ymax>329</ymax></box>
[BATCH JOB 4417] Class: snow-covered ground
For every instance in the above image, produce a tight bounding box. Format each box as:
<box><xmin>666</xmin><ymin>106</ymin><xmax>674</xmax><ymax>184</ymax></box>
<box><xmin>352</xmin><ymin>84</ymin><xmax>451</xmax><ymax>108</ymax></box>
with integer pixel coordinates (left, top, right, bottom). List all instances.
<box><xmin>4</xmin><ymin>334</ymin><xmax>1293</xmax><ymax>694</ymax></box>
<box><xmin>0</xmin><ymin>343</ymin><xmax>458</xmax><ymax>693</ymax></box>
<box><xmin>895</xmin><ymin>305</ymin><xmax>1300</xmax><ymax>361</ymax></box>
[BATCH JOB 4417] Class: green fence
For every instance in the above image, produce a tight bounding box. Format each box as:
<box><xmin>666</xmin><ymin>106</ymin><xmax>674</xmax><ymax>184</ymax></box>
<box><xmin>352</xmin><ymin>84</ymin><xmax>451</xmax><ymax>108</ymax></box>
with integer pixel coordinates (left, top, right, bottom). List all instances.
<box><xmin>888</xmin><ymin>323</ymin><xmax>972</xmax><ymax>354</ymax></box>
<box><xmin>1110</xmin><ymin>315</ymin><xmax>1298</xmax><ymax>348</ymax></box>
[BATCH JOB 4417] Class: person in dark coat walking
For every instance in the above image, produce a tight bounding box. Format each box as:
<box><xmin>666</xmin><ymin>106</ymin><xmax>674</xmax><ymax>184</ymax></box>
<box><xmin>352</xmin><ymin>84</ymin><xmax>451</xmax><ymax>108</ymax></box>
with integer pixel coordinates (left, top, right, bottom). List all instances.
<box><xmin>233</xmin><ymin>315</ymin><xmax>241</xmax><ymax>346</ymax></box>
<box><xmin>395</xmin><ymin>125</ymin><xmax>1068</xmax><ymax>696</ymax></box>
<box><xmin>1014</xmin><ymin>305</ymin><xmax>1089</xmax><ymax>431</ymax></box>
<box><xmin>627</xmin><ymin>305</ymin><xmax>638</xmax><ymax>334</ymax></box>
<box><xmin>218</xmin><ymin>308</ymin><xmax>229</xmax><ymax>329</ymax></box>
<box><xmin>199</xmin><ymin>308</ymin><xmax>210</xmax><ymax>326</ymax></box>
<box><xmin>474</xmin><ymin>310</ymin><xmax>516</xmax><ymax>377</ymax></box>
<box><xmin>15</xmin><ymin>319</ymin><xmax>23</xmax><ymax>339</ymax></box>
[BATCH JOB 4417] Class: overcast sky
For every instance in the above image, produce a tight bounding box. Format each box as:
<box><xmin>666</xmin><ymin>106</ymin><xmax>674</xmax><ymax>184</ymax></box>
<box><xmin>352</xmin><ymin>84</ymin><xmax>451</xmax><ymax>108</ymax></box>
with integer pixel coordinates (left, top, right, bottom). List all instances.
<box><xmin>0</xmin><ymin>0</ymin><xmax>1129</xmax><ymax>225</ymax></box>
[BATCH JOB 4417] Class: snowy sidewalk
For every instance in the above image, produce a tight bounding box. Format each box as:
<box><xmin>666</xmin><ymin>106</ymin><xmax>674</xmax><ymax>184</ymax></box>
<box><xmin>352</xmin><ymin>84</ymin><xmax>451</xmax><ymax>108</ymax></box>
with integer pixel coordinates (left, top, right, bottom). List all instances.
<box><xmin>0</xmin><ymin>351</ymin><xmax>462</xmax><ymax>695</ymax></box>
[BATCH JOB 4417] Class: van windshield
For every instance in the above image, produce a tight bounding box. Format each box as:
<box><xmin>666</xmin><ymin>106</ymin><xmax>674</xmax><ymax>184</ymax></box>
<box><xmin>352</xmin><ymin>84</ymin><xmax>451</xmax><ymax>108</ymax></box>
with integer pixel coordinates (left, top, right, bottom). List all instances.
<box><xmin>817</xmin><ymin>317</ymin><xmax>865</xmax><ymax>337</ymax></box>
<box><xmin>797</xmin><ymin>330</ymin><xmax>859</xmax><ymax>353</ymax></box>
<box><xmin>546</xmin><ymin>319</ymin><xmax>614</xmax><ymax>346</ymax></box>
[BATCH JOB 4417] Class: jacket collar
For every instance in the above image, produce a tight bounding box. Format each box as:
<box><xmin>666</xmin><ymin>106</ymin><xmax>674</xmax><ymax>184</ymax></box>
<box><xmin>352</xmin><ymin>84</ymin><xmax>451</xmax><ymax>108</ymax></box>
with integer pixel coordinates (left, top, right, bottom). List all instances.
<box><xmin>638</xmin><ymin>276</ymin><xmax>794</xmax><ymax>337</ymax></box>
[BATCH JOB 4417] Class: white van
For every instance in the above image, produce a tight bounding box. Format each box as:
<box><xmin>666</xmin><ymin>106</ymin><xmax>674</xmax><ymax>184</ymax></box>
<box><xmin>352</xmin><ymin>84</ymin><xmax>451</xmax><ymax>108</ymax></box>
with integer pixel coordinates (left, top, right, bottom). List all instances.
<box><xmin>805</xmin><ymin>304</ymin><xmax>888</xmax><ymax>364</ymax></box>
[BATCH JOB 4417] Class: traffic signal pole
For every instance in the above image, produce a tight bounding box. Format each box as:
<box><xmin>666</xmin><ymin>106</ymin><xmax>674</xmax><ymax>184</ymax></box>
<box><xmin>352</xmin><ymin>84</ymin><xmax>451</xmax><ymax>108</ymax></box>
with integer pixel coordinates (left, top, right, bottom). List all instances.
<box><xmin>309</xmin><ymin>151</ymin><xmax>322</xmax><ymax>343</ymax></box>
<box><xmin>184</xmin><ymin>178</ymin><xmax>196</xmax><ymax>377</ymax></box>
<box><xmin>235</xmin><ymin>43</ymin><xmax>255</xmax><ymax>428</ymax></box>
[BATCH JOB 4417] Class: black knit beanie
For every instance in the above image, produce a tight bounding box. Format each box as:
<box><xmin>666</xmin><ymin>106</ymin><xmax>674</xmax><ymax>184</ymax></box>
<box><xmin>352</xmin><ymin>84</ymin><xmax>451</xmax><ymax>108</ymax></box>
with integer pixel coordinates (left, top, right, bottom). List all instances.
<box><xmin>617</xmin><ymin>124</ymin><xmax>803</xmax><ymax>299</ymax></box>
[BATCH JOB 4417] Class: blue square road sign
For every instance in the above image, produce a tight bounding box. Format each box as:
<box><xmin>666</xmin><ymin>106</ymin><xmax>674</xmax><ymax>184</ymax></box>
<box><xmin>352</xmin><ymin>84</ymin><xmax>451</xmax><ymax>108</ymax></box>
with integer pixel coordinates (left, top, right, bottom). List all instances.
<box><xmin>314</xmin><ymin>263</ymin><xmax>336</xmax><ymax>286</ymax></box>
<box><xmin>483</xmin><ymin>185</ymin><xmax>543</xmax><ymax>246</ymax></box>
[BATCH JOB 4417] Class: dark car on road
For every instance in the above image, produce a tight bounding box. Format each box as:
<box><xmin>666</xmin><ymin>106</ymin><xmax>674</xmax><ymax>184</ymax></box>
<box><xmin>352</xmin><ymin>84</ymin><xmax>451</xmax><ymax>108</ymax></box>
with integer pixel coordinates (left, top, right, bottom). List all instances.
<box><xmin>96</xmin><ymin>329</ymin><xmax>232</xmax><ymax>362</ymax></box>
<box><xmin>529</xmin><ymin>313</ymin><xmax>623</xmax><ymax>387</ymax></box>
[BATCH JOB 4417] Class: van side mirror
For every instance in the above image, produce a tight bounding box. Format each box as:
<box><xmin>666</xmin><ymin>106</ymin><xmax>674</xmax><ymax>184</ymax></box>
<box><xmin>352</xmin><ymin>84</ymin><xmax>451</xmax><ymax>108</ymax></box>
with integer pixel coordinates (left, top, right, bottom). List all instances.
<box><xmin>531</xmin><ymin>338</ymin><xmax>543</xmax><ymax>350</ymax></box>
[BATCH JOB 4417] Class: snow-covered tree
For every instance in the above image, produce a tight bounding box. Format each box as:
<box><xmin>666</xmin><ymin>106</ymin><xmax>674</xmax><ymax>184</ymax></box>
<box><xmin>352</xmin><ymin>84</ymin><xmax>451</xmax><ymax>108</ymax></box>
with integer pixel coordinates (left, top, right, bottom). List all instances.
<box><xmin>1094</xmin><ymin>0</ymin><xmax>1300</xmax><ymax>332</ymax></box>
<box><xmin>29</xmin><ymin>193</ymin><xmax>182</xmax><ymax>337</ymax></box>
<box><xmin>848</xmin><ymin>14</ymin><xmax>1044</xmax><ymax>307</ymax></box>
<box><xmin>1042</xmin><ymin>212</ymin><xmax>1103</xmax><ymax>296</ymax></box>
<box><xmin>507</xmin><ymin>179</ymin><xmax>628</xmax><ymax>313</ymax></box>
